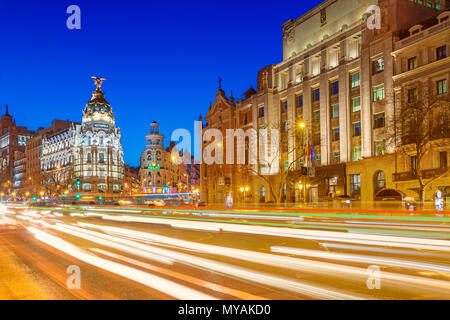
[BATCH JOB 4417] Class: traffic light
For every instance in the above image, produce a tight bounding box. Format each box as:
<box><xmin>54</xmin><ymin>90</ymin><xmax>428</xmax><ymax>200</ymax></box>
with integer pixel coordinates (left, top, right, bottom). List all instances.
<box><xmin>98</xmin><ymin>196</ymin><xmax>103</xmax><ymax>201</ymax></box>
<box><xmin>75</xmin><ymin>194</ymin><xmax>81</xmax><ymax>200</ymax></box>
<box><xmin>62</xmin><ymin>193</ymin><xmax>67</xmax><ymax>198</ymax></box>
<box><xmin>75</xmin><ymin>179</ymin><xmax>82</xmax><ymax>186</ymax></box>
<box><xmin>301</xmin><ymin>167</ymin><xmax>308</xmax><ymax>176</ymax></box>
<box><xmin>32</xmin><ymin>196</ymin><xmax>37</xmax><ymax>201</ymax></box>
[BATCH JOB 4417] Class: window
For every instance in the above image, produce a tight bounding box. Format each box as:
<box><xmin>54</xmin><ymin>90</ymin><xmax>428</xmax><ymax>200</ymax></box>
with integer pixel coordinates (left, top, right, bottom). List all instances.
<box><xmin>353</xmin><ymin>147</ymin><xmax>362</xmax><ymax>161</ymax></box>
<box><xmin>353</xmin><ymin>122</ymin><xmax>361</xmax><ymax>137</ymax></box>
<box><xmin>331</xmin><ymin>81</ymin><xmax>339</xmax><ymax>95</ymax></box>
<box><xmin>437</xmin><ymin>79</ymin><xmax>447</xmax><ymax>95</ymax></box>
<box><xmin>332</xmin><ymin>128</ymin><xmax>340</xmax><ymax>141</ymax></box>
<box><xmin>374</xmin><ymin>140</ymin><xmax>385</xmax><ymax>156</ymax></box>
<box><xmin>332</xmin><ymin>104</ymin><xmax>339</xmax><ymax>118</ymax></box>
<box><xmin>295</xmin><ymin>73</ymin><xmax>303</xmax><ymax>83</ymax></box>
<box><xmin>352</xmin><ymin>97</ymin><xmax>361</xmax><ymax>112</ymax></box>
<box><xmin>374</xmin><ymin>112</ymin><xmax>385</xmax><ymax>129</ymax></box>
<box><xmin>373</xmin><ymin>85</ymin><xmax>385</xmax><ymax>101</ymax></box>
<box><xmin>313</xmin><ymin>110</ymin><xmax>320</xmax><ymax>123</ymax></box>
<box><xmin>297</xmin><ymin>95</ymin><xmax>303</xmax><ymax>107</ymax></box>
<box><xmin>440</xmin><ymin>151</ymin><xmax>448</xmax><ymax>168</ymax></box>
<box><xmin>313</xmin><ymin>88</ymin><xmax>320</xmax><ymax>101</ymax></box>
<box><xmin>351</xmin><ymin>72</ymin><xmax>360</xmax><ymax>88</ymax></box>
<box><xmin>332</xmin><ymin>151</ymin><xmax>340</xmax><ymax>164</ymax></box>
<box><xmin>99</xmin><ymin>153</ymin><xmax>105</xmax><ymax>163</ymax></box>
<box><xmin>350</xmin><ymin>174</ymin><xmax>361</xmax><ymax>196</ymax></box>
<box><xmin>408</xmin><ymin>88</ymin><xmax>417</xmax><ymax>103</ymax></box>
<box><xmin>437</xmin><ymin>45</ymin><xmax>447</xmax><ymax>61</ymax></box>
<box><xmin>408</xmin><ymin>57</ymin><xmax>417</xmax><ymax>70</ymax></box>
<box><xmin>411</xmin><ymin>155</ymin><xmax>418</xmax><ymax>172</ymax></box>
<box><xmin>87</xmin><ymin>153</ymin><xmax>92</xmax><ymax>163</ymax></box>
<box><xmin>373</xmin><ymin>58</ymin><xmax>384</xmax><ymax>74</ymax></box>
<box><xmin>284</xmin><ymin>121</ymin><xmax>289</xmax><ymax>132</ymax></box>
<box><xmin>258</xmin><ymin>107</ymin><xmax>264</xmax><ymax>118</ymax></box>
<box><xmin>281</xmin><ymin>100</ymin><xmax>288</xmax><ymax>112</ymax></box>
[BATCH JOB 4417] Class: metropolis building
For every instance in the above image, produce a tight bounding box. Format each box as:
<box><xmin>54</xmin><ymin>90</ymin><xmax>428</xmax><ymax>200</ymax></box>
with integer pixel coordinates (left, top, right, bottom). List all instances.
<box><xmin>72</xmin><ymin>78</ymin><xmax>124</xmax><ymax>194</ymax></box>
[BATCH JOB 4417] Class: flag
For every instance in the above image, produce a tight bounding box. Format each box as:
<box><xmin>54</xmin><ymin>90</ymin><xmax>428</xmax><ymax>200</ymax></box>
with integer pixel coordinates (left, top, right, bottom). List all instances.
<box><xmin>310</xmin><ymin>143</ymin><xmax>316</xmax><ymax>163</ymax></box>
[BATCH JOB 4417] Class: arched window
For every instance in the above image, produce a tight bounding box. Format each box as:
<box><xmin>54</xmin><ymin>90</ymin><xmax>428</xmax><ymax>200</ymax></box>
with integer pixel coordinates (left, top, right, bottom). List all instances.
<box><xmin>373</xmin><ymin>170</ymin><xmax>386</xmax><ymax>195</ymax></box>
<box><xmin>147</xmin><ymin>154</ymin><xmax>152</xmax><ymax>161</ymax></box>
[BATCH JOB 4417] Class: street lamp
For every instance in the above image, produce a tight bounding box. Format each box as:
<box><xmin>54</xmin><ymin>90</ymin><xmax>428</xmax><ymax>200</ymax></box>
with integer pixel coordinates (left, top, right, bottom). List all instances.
<box><xmin>240</xmin><ymin>186</ymin><xmax>249</xmax><ymax>204</ymax></box>
<box><xmin>298</xmin><ymin>121</ymin><xmax>309</xmax><ymax>204</ymax></box>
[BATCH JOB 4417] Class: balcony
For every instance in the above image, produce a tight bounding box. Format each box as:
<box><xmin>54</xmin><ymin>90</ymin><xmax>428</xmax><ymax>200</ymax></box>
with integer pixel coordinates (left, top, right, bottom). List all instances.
<box><xmin>393</xmin><ymin>167</ymin><xmax>448</xmax><ymax>182</ymax></box>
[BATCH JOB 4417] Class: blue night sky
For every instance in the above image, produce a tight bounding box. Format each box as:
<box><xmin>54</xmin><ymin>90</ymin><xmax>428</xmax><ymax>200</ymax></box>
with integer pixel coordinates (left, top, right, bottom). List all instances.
<box><xmin>0</xmin><ymin>0</ymin><xmax>322</xmax><ymax>166</ymax></box>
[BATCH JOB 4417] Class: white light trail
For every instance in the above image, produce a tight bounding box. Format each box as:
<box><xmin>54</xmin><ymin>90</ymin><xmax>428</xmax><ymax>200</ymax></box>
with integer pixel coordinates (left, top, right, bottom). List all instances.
<box><xmin>270</xmin><ymin>246</ymin><xmax>450</xmax><ymax>273</ymax></box>
<box><xmin>26</xmin><ymin>227</ymin><xmax>214</xmax><ymax>300</ymax></box>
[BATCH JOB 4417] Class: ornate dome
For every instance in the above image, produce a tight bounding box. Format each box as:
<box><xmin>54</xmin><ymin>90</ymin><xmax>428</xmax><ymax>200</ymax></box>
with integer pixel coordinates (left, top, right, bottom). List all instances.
<box><xmin>83</xmin><ymin>77</ymin><xmax>115</xmax><ymax>123</ymax></box>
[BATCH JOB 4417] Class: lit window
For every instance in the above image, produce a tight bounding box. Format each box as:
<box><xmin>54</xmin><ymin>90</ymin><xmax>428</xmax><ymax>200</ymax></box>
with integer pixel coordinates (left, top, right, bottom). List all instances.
<box><xmin>373</xmin><ymin>85</ymin><xmax>385</xmax><ymax>101</ymax></box>
<box><xmin>332</xmin><ymin>151</ymin><xmax>340</xmax><ymax>164</ymax></box>
<box><xmin>331</xmin><ymin>104</ymin><xmax>339</xmax><ymax>118</ymax></box>
<box><xmin>351</xmin><ymin>72</ymin><xmax>360</xmax><ymax>88</ymax></box>
<box><xmin>352</xmin><ymin>97</ymin><xmax>361</xmax><ymax>112</ymax></box>
<box><xmin>408</xmin><ymin>57</ymin><xmax>417</xmax><ymax>70</ymax></box>
<box><xmin>437</xmin><ymin>79</ymin><xmax>447</xmax><ymax>95</ymax></box>
<box><xmin>374</xmin><ymin>140</ymin><xmax>385</xmax><ymax>156</ymax></box>
<box><xmin>353</xmin><ymin>147</ymin><xmax>362</xmax><ymax>161</ymax></box>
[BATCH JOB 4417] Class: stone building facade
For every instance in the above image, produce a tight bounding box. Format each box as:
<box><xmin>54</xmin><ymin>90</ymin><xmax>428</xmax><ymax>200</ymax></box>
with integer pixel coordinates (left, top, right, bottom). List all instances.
<box><xmin>200</xmin><ymin>0</ymin><xmax>449</xmax><ymax>204</ymax></box>
<box><xmin>139</xmin><ymin>121</ymin><xmax>189</xmax><ymax>194</ymax></box>
<box><xmin>72</xmin><ymin>79</ymin><xmax>124</xmax><ymax>194</ymax></box>
<box><xmin>0</xmin><ymin>105</ymin><xmax>35</xmax><ymax>195</ymax></box>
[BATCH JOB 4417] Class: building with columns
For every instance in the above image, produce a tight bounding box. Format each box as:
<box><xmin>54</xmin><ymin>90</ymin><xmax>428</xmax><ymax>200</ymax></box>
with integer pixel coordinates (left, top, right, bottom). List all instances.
<box><xmin>139</xmin><ymin>121</ymin><xmax>189</xmax><ymax>194</ymax></box>
<box><xmin>201</xmin><ymin>0</ymin><xmax>449</xmax><ymax>205</ymax></box>
<box><xmin>72</xmin><ymin>78</ymin><xmax>124</xmax><ymax>194</ymax></box>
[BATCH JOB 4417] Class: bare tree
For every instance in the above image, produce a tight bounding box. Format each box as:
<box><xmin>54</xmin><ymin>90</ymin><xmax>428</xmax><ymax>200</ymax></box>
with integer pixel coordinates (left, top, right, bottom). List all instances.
<box><xmin>393</xmin><ymin>98</ymin><xmax>450</xmax><ymax>202</ymax></box>
<box><xmin>41</xmin><ymin>169</ymin><xmax>73</xmax><ymax>197</ymax></box>
<box><xmin>245</xmin><ymin>121</ymin><xmax>306</xmax><ymax>205</ymax></box>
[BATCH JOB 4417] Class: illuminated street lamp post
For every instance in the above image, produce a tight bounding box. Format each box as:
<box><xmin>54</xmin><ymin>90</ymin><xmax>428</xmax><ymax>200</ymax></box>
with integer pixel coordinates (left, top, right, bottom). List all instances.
<box><xmin>298</xmin><ymin>121</ymin><xmax>309</xmax><ymax>204</ymax></box>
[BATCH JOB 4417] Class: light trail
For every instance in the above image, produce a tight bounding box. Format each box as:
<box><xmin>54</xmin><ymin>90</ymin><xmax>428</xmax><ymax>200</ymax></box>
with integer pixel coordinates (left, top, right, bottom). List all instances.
<box><xmin>90</xmin><ymin>248</ymin><xmax>268</xmax><ymax>300</ymax></box>
<box><xmin>76</xmin><ymin>222</ymin><xmax>450</xmax><ymax>293</ymax></box>
<box><xmin>26</xmin><ymin>227</ymin><xmax>215</xmax><ymax>300</ymax></box>
<box><xmin>50</xmin><ymin>222</ymin><xmax>365</xmax><ymax>299</ymax></box>
<box><xmin>270</xmin><ymin>246</ymin><xmax>450</xmax><ymax>273</ymax></box>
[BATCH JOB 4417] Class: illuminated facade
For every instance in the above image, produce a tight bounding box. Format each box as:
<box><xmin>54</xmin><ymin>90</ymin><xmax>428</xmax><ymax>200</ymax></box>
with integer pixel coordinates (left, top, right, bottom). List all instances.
<box><xmin>139</xmin><ymin>121</ymin><xmax>188</xmax><ymax>194</ymax></box>
<box><xmin>72</xmin><ymin>78</ymin><xmax>124</xmax><ymax>194</ymax></box>
<box><xmin>201</xmin><ymin>0</ymin><xmax>449</xmax><ymax>204</ymax></box>
<box><xmin>0</xmin><ymin>105</ymin><xmax>35</xmax><ymax>194</ymax></box>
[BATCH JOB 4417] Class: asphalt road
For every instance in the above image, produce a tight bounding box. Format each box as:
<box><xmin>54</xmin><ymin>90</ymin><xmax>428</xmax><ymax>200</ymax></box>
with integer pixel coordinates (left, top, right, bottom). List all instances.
<box><xmin>1</xmin><ymin>204</ymin><xmax>450</xmax><ymax>300</ymax></box>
